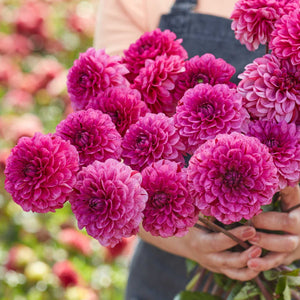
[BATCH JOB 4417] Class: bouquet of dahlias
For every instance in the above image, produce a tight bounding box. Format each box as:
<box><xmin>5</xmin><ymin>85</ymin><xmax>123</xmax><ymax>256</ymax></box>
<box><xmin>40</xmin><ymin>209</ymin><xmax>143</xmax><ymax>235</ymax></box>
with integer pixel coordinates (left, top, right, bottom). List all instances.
<box><xmin>4</xmin><ymin>0</ymin><xmax>300</xmax><ymax>299</ymax></box>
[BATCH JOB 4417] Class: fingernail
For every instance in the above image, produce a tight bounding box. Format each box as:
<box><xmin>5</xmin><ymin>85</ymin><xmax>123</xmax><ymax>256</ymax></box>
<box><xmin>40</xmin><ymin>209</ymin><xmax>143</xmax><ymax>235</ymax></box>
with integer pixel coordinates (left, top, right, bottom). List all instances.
<box><xmin>242</xmin><ymin>227</ymin><xmax>255</xmax><ymax>239</ymax></box>
<box><xmin>249</xmin><ymin>247</ymin><xmax>261</xmax><ymax>259</ymax></box>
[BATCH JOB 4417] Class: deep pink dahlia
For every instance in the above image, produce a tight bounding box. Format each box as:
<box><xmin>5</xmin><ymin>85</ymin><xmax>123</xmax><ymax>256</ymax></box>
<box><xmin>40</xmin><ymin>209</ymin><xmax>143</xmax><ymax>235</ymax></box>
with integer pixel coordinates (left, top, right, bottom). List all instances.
<box><xmin>270</xmin><ymin>9</ymin><xmax>300</xmax><ymax>66</ymax></box>
<box><xmin>121</xmin><ymin>113</ymin><xmax>186</xmax><ymax>172</ymax></box>
<box><xmin>4</xmin><ymin>132</ymin><xmax>79</xmax><ymax>213</ymax></box>
<box><xmin>69</xmin><ymin>159</ymin><xmax>148</xmax><ymax>247</ymax></box>
<box><xmin>67</xmin><ymin>48</ymin><xmax>129</xmax><ymax>111</ymax></box>
<box><xmin>141</xmin><ymin>159</ymin><xmax>199</xmax><ymax>238</ymax></box>
<box><xmin>132</xmin><ymin>54</ymin><xmax>185</xmax><ymax>116</ymax></box>
<box><xmin>187</xmin><ymin>132</ymin><xmax>279</xmax><ymax>224</ymax></box>
<box><xmin>123</xmin><ymin>28</ymin><xmax>188</xmax><ymax>82</ymax></box>
<box><xmin>248</xmin><ymin>120</ymin><xmax>300</xmax><ymax>190</ymax></box>
<box><xmin>174</xmin><ymin>54</ymin><xmax>236</xmax><ymax>101</ymax></box>
<box><xmin>55</xmin><ymin>109</ymin><xmax>122</xmax><ymax>168</ymax></box>
<box><xmin>86</xmin><ymin>86</ymin><xmax>149</xmax><ymax>136</ymax></box>
<box><xmin>231</xmin><ymin>0</ymin><xmax>299</xmax><ymax>51</ymax></box>
<box><xmin>174</xmin><ymin>83</ymin><xmax>249</xmax><ymax>154</ymax></box>
<box><xmin>238</xmin><ymin>54</ymin><xmax>300</xmax><ymax>123</ymax></box>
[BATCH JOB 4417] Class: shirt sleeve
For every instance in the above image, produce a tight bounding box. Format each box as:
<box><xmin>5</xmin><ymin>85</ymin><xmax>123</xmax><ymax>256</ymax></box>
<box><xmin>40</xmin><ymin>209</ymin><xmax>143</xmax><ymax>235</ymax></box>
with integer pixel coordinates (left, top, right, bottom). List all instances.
<box><xmin>93</xmin><ymin>0</ymin><xmax>173</xmax><ymax>56</ymax></box>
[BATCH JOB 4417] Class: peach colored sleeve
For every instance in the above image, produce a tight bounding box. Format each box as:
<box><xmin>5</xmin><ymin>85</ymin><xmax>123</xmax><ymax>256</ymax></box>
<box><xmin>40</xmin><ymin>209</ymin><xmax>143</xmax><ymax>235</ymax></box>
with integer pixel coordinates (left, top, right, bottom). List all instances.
<box><xmin>94</xmin><ymin>0</ymin><xmax>173</xmax><ymax>56</ymax></box>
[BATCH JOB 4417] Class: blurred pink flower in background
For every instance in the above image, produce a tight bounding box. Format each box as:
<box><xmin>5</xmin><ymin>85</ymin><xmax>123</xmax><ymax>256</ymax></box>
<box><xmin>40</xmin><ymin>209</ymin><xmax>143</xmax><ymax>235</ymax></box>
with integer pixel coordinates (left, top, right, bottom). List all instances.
<box><xmin>53</xmin><ymin>260</ymin><xmax>80</xmax><ymax>288</ymax></box>
<box><xmin>67</xmin><ymin>11</ymin><xmax>95</xmax><ymax>36</ymax></box>
<box><xmin>2</xmin><ymin>89</ymin><xmax>34</xmax><ymax>112</ymax></box>
<box><xmin>0</xmin><ymin>33</ymin><xmax>33</xmax><ymax>57</ymax></box>
<box><xmin>0</xmin><ymin>56</ymin><xmax>22</xmax><ymax>88</ymax></box>
<box><xmin>58</xmin><ymin>228</ymin><xmax>92</xmax><ymax>256</ymax></box>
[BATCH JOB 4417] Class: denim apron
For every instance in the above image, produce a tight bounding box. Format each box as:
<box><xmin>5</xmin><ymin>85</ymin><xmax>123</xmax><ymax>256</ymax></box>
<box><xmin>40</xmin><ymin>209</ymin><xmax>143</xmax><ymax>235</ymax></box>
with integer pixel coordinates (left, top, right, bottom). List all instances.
<box><xmin>125</xmin><ymin>1</ymin><xmax>265</xmax><ymax>299</ymax></box>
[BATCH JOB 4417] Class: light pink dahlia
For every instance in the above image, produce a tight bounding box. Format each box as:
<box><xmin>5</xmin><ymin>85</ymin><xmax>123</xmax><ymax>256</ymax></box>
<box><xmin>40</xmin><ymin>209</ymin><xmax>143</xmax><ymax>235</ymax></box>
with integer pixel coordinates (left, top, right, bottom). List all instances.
<box><xmin>55</xmin><ymin>109</ymin><xmax>122</xmax><ymax>168</ymax></box>
<box><xmin>123</xmin><ymin>28</ymin><xmax>188</xmax><ymax>82</ymax></box>
<box><xmin>67</xmin><ymin>48</ymin><xmax>129</xmax><ymax>111</ymax></box>
<box><xmin>187</xmin><ymin>132</ymin><xmax>279</xmax><ymax>224</ymax></box>
<box><xmin>141</xmin><ymin>159</ymin><xmax>199</xmax><ymax>238</ymax></box>
<box><xmin>132</xmin><ymin>54</ymin><xmax>185</xmax><ymax>116</ymax></box>
<box><xmin>86</xmin><ymin>86</ymin><xmax>149</xmax><ymax>136</ymax></box>
<box><xmin>238</xmin><ymin>54</ymin><xmax>300</xmax><ymax>123</ymax></box>
<box><xmin>121</xmin><ymin>113</ymin><xmax>186</xmax><ymax>172</ymax></box>
<box><xmin>4</xmin><ymin>132</ymin><xmax>79</xmax><ymax>213</ymax></box>
<box><xmin>231</xmin><ymin>0</ymin><xmax>299</xmax><ymax>51</ymax></box>
<box><xmin>248</xmin><ymin>120</ymin><xmax>300</xmax><ymax>190</ymax></box>
<box><xmin>174</xmin><ymin>83</ymin><xmax>249</xmax><ymax>154</ymax></box>
<box><xmin>174</xmin><ymin>54</ymin><xmax>236</xmax><ymax>101</ymax></box>
<box><xmin>69</xmin><ymin>159</ymin><xmax>148</xmax><ymax>247</ymax></box>
<box><xmin>270</xmin><ymin>9</ymin><xmax>300</xmax><ymax>66</ymax></box>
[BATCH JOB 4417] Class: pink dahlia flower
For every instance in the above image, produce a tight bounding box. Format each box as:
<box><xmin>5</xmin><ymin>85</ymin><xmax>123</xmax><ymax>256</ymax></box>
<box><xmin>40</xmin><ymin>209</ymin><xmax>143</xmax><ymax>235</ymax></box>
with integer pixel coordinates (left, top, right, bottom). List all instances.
<box><xmin>187</xmin><ymin>132</ymin><xmax>279</xmax><ymax>224</ymax></box>
<box><xmin>270</xmin><ymin>9</ymin><xmax>300</xmax><ymax>66</ymax></box>
<box><xmin>132</xmin><ymin>54</ymin><xmax>185</xmax><ymax>116</ymax></box>
<box><xmin>123</xmin><ymin>28</ymin><xmax>188</xmax><ymax>82</ymax></box>
<box><xmin>231</xmin><ymin>0</ymin><xmax>298</xmax><ymax>51</ymax></box>
<box><xmin>238</xmin><ymin>54</ymin><xmax>300</xmax><ymax>123</ymax></box>
<box><xmin>141</xmin><ymin>160</ymin><xmax>199</xmax><ymax>238</ymax></box>
<box><xmin>86</xmin><ymin>86</ymin><xmax>149</xmax><ymax>136</ymax></box>
<box><xmin>174</xmin><ymin>83</ymin><xmax>249</xmax><ymax>154</ymax></box>
<box><xmin>4</xmin><ymin>132</ymin><xmax>79</xmax><ymax>213</ymax></box>
<box><xmin>248</xmin><ymin>120</ymin><xmax>300</xmax><ymax>189</ymax></box>
<box><xmin>53</xmin><ymin>260</ymin><xmax>80</xmax><ymax>288</ymax></box>
<box><xmin>67</xmin><ymin>48</ymin><xmax>129</xmax><ymax>111</ymax></box>
<box><xmin>69</xmin><ymin>159</ymin><xmax>148</xmax><ymax>247</ymax></box>
<box><xmin>55</xmin><ymin>109</ymin><xmax>122</xmax><ymax>168</ymax></box>
<box><xmin>175</xmin><ymin>54</ymin><xmax>236</xmax><ymax>101</ymax></box>
<box><xmin>121</xmin><ymin>113</ymin><xmax>186</xmax><ymax>171</ymax></box>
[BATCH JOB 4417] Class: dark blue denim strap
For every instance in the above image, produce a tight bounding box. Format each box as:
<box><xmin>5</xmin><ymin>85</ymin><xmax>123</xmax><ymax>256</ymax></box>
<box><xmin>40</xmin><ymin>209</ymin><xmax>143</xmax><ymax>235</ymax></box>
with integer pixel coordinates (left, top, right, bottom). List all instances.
<box><xmin>171</xmin><ymin>0</ymin><xmax>197</xmax><ymax>13</ymax></box>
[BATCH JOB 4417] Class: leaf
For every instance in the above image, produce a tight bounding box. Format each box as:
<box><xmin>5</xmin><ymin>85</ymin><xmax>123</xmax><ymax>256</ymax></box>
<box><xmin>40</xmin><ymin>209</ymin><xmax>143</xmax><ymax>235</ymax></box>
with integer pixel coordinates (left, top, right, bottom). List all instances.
<box><xmin>226</xmin><ymin>282</ymin><xmax>244</xmax><ymax>300</ymax></box>
<box><xmin>174</xmin><ymin>291</ymin><xmax>222</xmax><ymax>300</ymax></box>
<box><xmin>233</xmin><ymin>282</ymin><xmax>261</xmax><ymax>300</ymax></box>
<box><xmin>275</xmin><ymin>277</ymin><xmax>291</xmax><ymax>300</ymax></box>
<box><xmin>213</xmin><ymin>273</ymin><xmax>236</xmax><ymax>291</ymax></box>
<box><xmin>286</xmin><ymin>275</ymin><xmax>300</xmax><ymax>287</ymax></box>
<box><xmin>185</xmin><ymin>259</ymin><xmax>198</xmax><ymax>274</ymax></box>
<box><xmin>263</xmin><ymin>269</ymin><xmax>280</xmax><ymax>281</ymax></box>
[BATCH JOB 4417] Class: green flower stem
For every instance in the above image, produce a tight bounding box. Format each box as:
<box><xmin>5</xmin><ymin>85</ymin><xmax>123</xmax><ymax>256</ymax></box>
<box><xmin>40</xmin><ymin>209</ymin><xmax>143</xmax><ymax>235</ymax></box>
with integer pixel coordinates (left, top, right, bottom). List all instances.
<box><xmin>186</xmin><ymin>267</ymin><xmax>207</xmax><ymax>291</ymax></box>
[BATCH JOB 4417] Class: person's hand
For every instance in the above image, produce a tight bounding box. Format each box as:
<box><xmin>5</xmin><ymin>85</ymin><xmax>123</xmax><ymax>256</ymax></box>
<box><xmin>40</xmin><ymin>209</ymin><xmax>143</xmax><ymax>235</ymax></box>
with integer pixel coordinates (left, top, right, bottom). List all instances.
<box><xmin>139</xmin><ymin>223</ymin><xmax>262</xmax><ymax>281</ymax></box>
<box><xmin>247</xmin><ymin>185</ymin><xmax>300</xmax><ymax>272</ymax></box>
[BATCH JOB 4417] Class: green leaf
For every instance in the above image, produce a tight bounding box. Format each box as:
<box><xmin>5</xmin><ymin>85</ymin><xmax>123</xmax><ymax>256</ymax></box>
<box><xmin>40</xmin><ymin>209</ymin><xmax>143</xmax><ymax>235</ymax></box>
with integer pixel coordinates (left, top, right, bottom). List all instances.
<box><xmin>263</xmin><ymin>269</ymin><xmax>280</xmax><ymax>281</ymax></box>
<box><xmin>174</xmin><ymin>291</ymin><xmax>222</xmax><ymax>300</ymax></box>
<box><xmin>275</xmin><ymin>277</ymin><xmax>291</xmax><ymax>300</ymax></box>
<box><xmin>185</xmin><ymin>259</ymin><xmax>198</xmax><ymax>274</ymax></box>
<box><xmin>286</xmin><ymin>275</ymin><xmax>300</xmax><ymax>287</ymax></box>
<box><xmin>233</xmin><ymin>282</ymin><xmax>261</xmax><ymax>300</ymax></box>
<box><xmin>213</xmin><ymin>273</ymin><xmax>236</xmax><ymax>291</ymax></box>
<box><xmin>226</xmin><ymin>282</ymin><xmax>244</xmax><ymax>300</ymax></box>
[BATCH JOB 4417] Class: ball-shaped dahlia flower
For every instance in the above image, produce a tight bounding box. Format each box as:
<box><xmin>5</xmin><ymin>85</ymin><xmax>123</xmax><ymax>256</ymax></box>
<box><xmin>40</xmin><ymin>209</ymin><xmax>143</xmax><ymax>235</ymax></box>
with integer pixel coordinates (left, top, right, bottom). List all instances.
<box><xmin>187</xmin><ymin>132</ymin><xmax>279</xmax><ymax>224</ymax></box>
<box><xmin>174</xmin><ymin>83</ymin><xmax>249</xmax><ymax>154</ymax></box>
<box><xmin>238</xmin><ymin>54</ymin><xmax>300</xmax><ymax>123</ymax></box>
<box><xmin>132</xmin><ymin>54</ymin><xmax>185</xmax><ymax>116</ymax></box>
<box><xmin>231</xmin><ymin>0</ymin><xmax>298</xmax><ymax>51</ymax></box>
<box><xmin>67</xmin><ymin>48</ymin><xmax>129</xmax><ymax>111</ymax></box>
<box><xmin>69</xmin><ymin>159</ymin><xmax>148</xmax><ymax>247</ymax></box>
<box><xmin>248</xmin><ymin>120</ymin><xmax>300</xmax><ymax>190</ymax></box>
<box><xmin>86</xmin><ymin>86</ymin><xmax>149</xmax><ymax>136</ymax></box>
<box><xmin>141</xmin><ymin>159</ymin><xmax>199</xmax><ymax>238</ymax></box>
<box><xmin>55</xmin><ymin>108</ymin><xmax>122</xmax><ymax>168</ymax></box>
<box><xmin>123</xmin><ymin>28</ymin><xmax>188</xmax><ymax>82</ymax></box>
<box><xmin>121</xmin><ymin>113</ymin><xmax>186</xmax><ymax>171</ymax></box>
<box><xmin>174</xmin><ymin>54</ymin><xmax>236</xmax><ymax>101</ymax></box>
<box><xmin>270</xmin><ymin>9</ymin><xmax>300</xmax><ymax>66</ymax></box>
<box><xmin>4</xmin><ymin>132</ymin><xmax>79</xmax><ymax>213</ymax></box>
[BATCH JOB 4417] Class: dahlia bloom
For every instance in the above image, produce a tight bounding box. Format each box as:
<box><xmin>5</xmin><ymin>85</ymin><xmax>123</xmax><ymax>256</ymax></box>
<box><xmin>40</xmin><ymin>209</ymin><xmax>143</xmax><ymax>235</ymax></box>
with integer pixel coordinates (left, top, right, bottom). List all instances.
<box><xmin>69</xmin><ymin>159</ymin><xmax>148</xmax><ymax>247</ymax></box>
<box><xmin>175</xmin><ymin>54</ymin><xmax>236</xmax><ymax>100</ymax></box>
<box><xmin>67</xmin><ymin>48</ymin><xmax>129</xmax><ymax>111</ymax></box>
<box><xmin>4</xmin><ymin>132</ymin><xmax>79</xmax><ymax>213</ymax></box>
<box><xmin>238</xmin><ymin>54</ymin><xmax>300</xmax><ymax>123</ymax></box>
<box><xmin>141</xmin><ymin>160</ymin><xmax>199</xmax><ymax>237</ymax></box>
<box><xmin>248</xmin><ymin>120</ymin><xmax>300</xmax><ymax>189</ymax></box>
<box><xmin>121</xmin><ymin>113</ymin><xmax>186</xmax><ymax>171</ymax></box>
<box><xmin>55</xmin><ymin>109</ymin><xmax>122</xmax><ymax>168</ymax></box>
<box><xmin>132</xmin><ymin>54</ymin><xmax>185</xmax><ymax>116</ymax></box>
<box><xmin>270</xmin><ymin>9</ymin><xmax>300</xmax><ymax>66</ymax></box>
<box><xmin>53</xmin><ymin>261</ymin><xmax>80</xmax><ymax>288</ymax></box>
<box><xmin>174</xmin><ymin>83</ymin><xmax>249</xmax><ymax>154</ymax></box>
<box><xmin>231</xmin><ymin>0</ymin><xmax>298</xmax><ymax>51</ymax></box>
<box><xmin>123</xmin><ymin>28</ymin><xmax>188</xmax><ymax>82</ymax></box>
<box><xmin>86</xmin><ymin>86</ymin><xmax>149</xmax><ymax>136</ymax></box>
<box><xmin>187</xmin><ymin>132</ymin><xmax>279</xmax><ymax>224</ymax></box>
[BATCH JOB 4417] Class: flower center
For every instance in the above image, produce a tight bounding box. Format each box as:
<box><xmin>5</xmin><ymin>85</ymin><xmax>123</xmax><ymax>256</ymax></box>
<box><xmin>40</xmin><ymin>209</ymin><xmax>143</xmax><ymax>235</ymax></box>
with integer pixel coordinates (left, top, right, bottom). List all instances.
<box><xmin>89</xmin><ymin>197</ymin><xmax>107</xmax><ymax>212</ymax></box>
<box><xmin>152</xmin><ymin>192</ymin><xmax>168</xmax><ymax>208</ymax></box>
<box><xmin>23</xmin><ymin>164</ymin><xmax>38</xmax><ymax>177</ymax></box>
<box><xmin>197</xmin><ymin>103</ymin><xmax>215</xmax><ymax>118</ymax></box>
<box><xmin>224</xmin><ymin>170</ymin><xmax>242</xmax><ymax>188</ymax></box>
<box><xmin>265</xmin><ymin>137</ymin><xmax>280</xmax><ymax>149</ymax></box>
<box><xmin>78</xmin><ymin>73</ymin><xmax>89</xmax><ymax>86</ymax></box>
<box><xmin>75</xmin><ymin>131</ymin><xmax>90</xmax><ymax>147</ymax></box>
<box><xmin>137</xmin><ymin>43</ymin><xmax>151</xmax><ymax>54</ymax></box>
<box><xmin>136</xmin><ymin>134</ymin><xmax>148</xmax><ymax>149</ymax></box>
<box><xmin>107</xmin><ymin>111</ymin><xmax>120</xmax><ymax>125</ymax></box>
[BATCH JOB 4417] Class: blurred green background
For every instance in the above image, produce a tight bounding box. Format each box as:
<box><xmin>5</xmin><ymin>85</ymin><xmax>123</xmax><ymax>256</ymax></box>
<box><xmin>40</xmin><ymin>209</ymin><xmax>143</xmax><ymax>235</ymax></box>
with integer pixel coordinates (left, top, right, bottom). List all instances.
<box><xmin>0</xmin><ymin>1</ymin><xmax>134</xmax><ymax>299</ymax></box>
